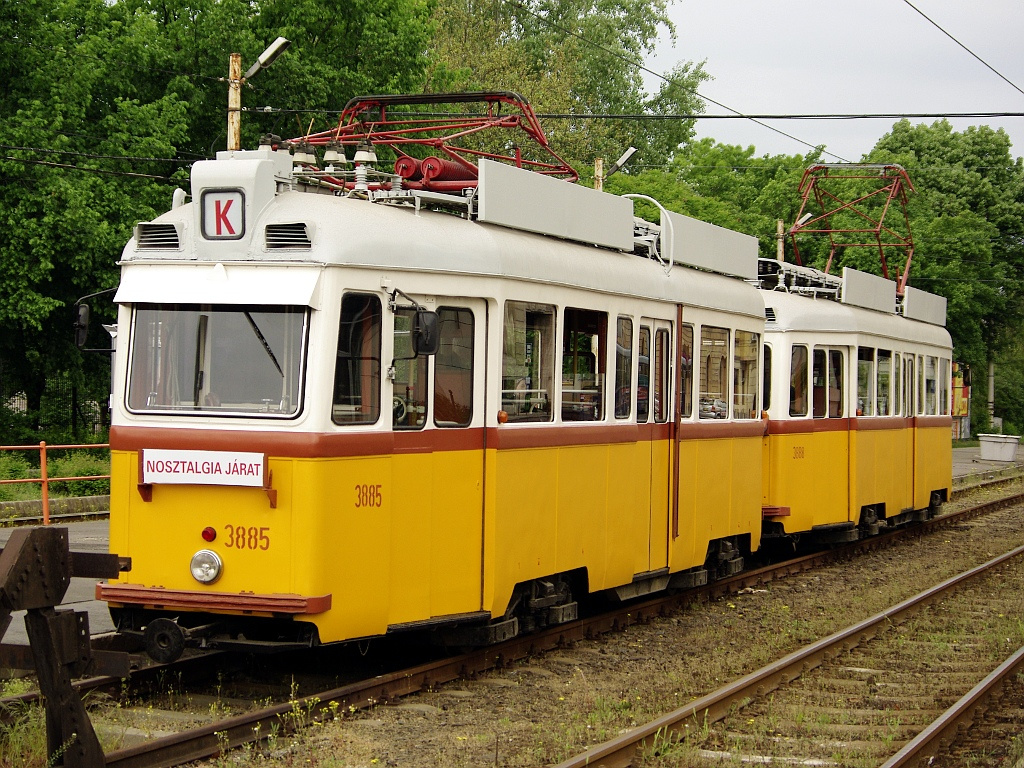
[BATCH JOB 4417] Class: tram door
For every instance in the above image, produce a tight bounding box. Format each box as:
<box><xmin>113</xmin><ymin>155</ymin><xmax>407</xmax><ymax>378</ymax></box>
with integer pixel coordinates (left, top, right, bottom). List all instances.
<box><xmin>641</xmin><ymin>317</ymin><xmax>672</xmax><ymax>572</ymax></box>
<box><xmin>389</xmin><ymin>298</ymin><xmax>487</xmax><ymax>620</ymax></box>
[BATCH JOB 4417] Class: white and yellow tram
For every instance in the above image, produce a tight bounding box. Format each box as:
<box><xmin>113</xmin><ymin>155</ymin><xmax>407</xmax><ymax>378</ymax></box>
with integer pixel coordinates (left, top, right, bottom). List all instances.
<box><xmin>98</xmin><ymin>146</ymin><xmax>775</xmax><ymax>659</ymax></box>
<box><xmin>759</xmin><ymin>260</ymin><xmax>953</xmax><ymax>545</ymax></box>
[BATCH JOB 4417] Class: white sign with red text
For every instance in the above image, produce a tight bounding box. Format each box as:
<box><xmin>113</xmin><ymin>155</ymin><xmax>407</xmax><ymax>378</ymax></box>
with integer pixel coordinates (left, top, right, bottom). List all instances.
<box><xmin>142</xmin><ymin>449</ymin><xmax>265</xmax><ymax>487</ymax></box>
<box><xmin>201</xmin><ymin>189</ymin><xmax>245</xmax><ymax>239</ymax></box>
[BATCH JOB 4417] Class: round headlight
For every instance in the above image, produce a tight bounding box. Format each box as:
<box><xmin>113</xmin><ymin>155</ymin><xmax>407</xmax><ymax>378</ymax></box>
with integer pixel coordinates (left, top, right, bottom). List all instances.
<box><xmin>190</xmin><ymin>549</ymin><xmax>223</xmax><ymax>584</ymax></box>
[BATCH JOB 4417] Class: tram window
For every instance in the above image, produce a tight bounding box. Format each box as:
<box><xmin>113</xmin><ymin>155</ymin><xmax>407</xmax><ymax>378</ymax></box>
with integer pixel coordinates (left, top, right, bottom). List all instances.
<box><xmin>699</xmin><ymin>326</ymin><xmax>729</xmax><ymax>419</ymax></box>
<box><xmin>678</xmin><ymin>325</ymin><xmax>693</xmax><ymax>419</ymax></box>
<box><xmin>127</xmin><ymin>303</ymin><xmax>306</xmax><ymax>417</ymax></box>
<box><xmin>909</xmin><ymin>358</ymin><xmax>917</xmax><ymax>417</ymax></box>
<box><xmin>892</xmin><ymin>353</ymin><xmax>902</xmax><ymax>416</ymax></box>
<box><xmin>638</xmin><ymin>326</ymin><xmax>651</xmax><ymax>422</ymax></box>
<box><xmin>925</xmin><ymin>356</ymin><xmax>938</xmax><ymax>415</ymax></box>
<box><xmin>812</xmin><ymin>348</ymin><xmax>844</xmax><ymax>418</ymax></box>
<box><xmin>502</xmin><ymin>301</ymin><xmax>554</xmax><ymax>422</ymax></box>
<box><xmin>917</xmin><ymin>355</ymin><xmax>925</xmax><ymax>415</ymax></box>
<box><xmin>656</xmin><ymin>328</ymin><xmax>672</xmax><ymax>422</ymax></box>
<box><xmin>615</xmin><ymin>317</ymin><xmax>633</xmax><ymax>419</ymax></box>
<box><xmin>877</xmin><ymin>350</ymin><xmax>891</xmax><ymax>416</ymax></box>
<box><xmin>332</xmin><ymin>294</ymin><xmax>382</xmax><ymax>424</ymax></box>
<box><xmin>790</xmin><ymin>345</ymin><xmax>808</xmax><ymax>416</ymax></box>
<box><xmin>812</xmin><ymin>349</ymin><xmax>827</xmax><ymax>418</ymax></box>
<box><xmin>434</xmin><ymin>307</ymin><xmax>474</xmax><ymax>428</ymax></box>
<box><xmin>940</xmin><ymin>358</ymin><xmax>950</xmax><ymax>415</ymax></box>
<box><xmin>857</xmin><ymin>347</ymin><xmax>874</xmax><ymax>416</ymax></box>
<box><xmin>762</xmin><ymin>344</ymin><xmax>772</xmax><ymax>412</ymax></box>
<box><xmin>393</xmin><ymin>309</ymin><xmax>428</xmax><ymax>429</ymax></box>
<box><xmin>562</xmin><ymin>308</ymin><xmax>607</xmax><ymax>421</ymax></box>
<box><xmin>829</xmin><ymin>350</ymin><xmax>844</xmax><ymax>417</ymax></box>
<box><xmin>734</xmin><ymin>330</ymin><xmax>759</xmax><ymax>419</ymax></box>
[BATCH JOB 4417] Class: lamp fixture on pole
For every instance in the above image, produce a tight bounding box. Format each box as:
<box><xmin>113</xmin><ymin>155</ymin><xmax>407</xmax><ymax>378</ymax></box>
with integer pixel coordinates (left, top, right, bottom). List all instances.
<box><xmin>228</xmin><ymin>37</ymin><xmax>291</xmax><ymax>152</ymax></box>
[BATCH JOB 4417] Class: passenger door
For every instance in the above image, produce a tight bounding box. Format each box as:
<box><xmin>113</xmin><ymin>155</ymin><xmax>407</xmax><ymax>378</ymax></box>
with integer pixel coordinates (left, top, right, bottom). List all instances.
<box><xmin>641</xmin><ymin>318</ymin><xmax>672</xmax><ymax>572</ymax></box>
<box><xmin>389</xmin><ymin>298</ymin><xmax>487</xmax><ymax>621</ymax></box>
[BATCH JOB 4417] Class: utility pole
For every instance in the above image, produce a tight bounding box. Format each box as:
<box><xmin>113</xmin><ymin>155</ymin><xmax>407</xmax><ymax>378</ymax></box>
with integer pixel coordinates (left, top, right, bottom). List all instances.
<box><xmin>228</xmin><ymin>53</ymin><xmax>242</xmax><ymax>151</ymax></box>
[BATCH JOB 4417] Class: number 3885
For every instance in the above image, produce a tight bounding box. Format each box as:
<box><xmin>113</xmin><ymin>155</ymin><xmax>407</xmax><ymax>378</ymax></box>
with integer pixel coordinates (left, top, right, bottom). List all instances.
<box><xmin>355</xmin><ymin>483</ymin><xmax>383</xmax><ymax>508</ymax></box>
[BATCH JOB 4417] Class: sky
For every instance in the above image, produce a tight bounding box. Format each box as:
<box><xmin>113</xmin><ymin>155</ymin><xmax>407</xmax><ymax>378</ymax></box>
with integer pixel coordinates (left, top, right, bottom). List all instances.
<box><xmin>643</xmin><ymin>0</ymin><xmax>1024</xmax><ymax>162</ymax></box>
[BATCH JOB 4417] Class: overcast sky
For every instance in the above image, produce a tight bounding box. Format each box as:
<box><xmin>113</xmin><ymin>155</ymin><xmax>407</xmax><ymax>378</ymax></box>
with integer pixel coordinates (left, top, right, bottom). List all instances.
<box><xmin>643</xmin><ymin>0</ymin><xmax>1024</xmax><ymax>162</ymax></box>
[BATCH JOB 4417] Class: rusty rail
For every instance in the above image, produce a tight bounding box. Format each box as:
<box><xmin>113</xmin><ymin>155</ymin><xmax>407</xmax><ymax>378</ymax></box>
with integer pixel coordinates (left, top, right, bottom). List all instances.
<box><xmin>0</xmin><ymin>442</ymin><xmax>109</xmax><ymax>525</ymax></box>
<box><xmin>552</xmin><ymin>540</ymin><xmax>1024</xmax><ymax>768</ymax></box>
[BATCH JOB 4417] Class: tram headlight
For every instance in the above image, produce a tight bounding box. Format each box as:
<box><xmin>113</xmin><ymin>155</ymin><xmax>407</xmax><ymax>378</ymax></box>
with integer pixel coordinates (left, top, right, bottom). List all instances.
<box><xmin>190</xmin><ymin>549</ymin><xmax>223</xmax><ymax>584</ymax></box>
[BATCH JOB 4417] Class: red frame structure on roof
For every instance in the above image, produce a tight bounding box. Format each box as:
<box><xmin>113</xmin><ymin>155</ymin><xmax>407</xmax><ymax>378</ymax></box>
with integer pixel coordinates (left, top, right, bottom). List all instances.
<box><xmin>788</xmin><ymin>164</ymin><xmax>915</xmax><ymax>295</ymax></box>
<box><xmin>295</xmin><ymin>91</ymin><xmax>578</xmax><ymax>191</ymax></box>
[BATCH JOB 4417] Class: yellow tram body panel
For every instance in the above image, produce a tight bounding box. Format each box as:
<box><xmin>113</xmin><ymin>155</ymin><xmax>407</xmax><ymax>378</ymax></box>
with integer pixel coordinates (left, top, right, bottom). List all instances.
<box><xmin>487</xmin><ymin>435</ymin><xmax>667</xmax><ymax>616</ymax></box>
<box><xmin>108</xmin><ymin>444</ymin><xmax>491</xmax><ymax>644</ymax></box>
<box><xmin>914</xmin><ymin>422</ymin><xmax>953</xmax><ymax>508</ymax></box>
<box><xmin>762</xmin><ymin>428</ymin><xmax>851</xmax><ymax>532</ymax></box>
<box><xmin>848</xmin><ymin>422</ymin><xmax>915</xmax><ymax>518</ymax></box>
<box><xmin>673</xmin><ymin>432</ymin><xmax>763</xmax><ymax>570</ymax></box>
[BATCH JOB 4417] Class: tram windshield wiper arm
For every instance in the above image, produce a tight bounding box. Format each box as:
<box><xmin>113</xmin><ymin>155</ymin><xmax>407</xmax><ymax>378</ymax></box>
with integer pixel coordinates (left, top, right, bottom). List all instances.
<box><xmin>244</xmin><ymin>311</ymin><xmax>284</xmax><ymax>377</ymax></box>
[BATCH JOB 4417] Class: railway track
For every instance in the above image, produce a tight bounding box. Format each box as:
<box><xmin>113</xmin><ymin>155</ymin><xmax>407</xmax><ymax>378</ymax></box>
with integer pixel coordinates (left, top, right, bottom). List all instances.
<box><xmin>4</xmin><ymin>485</ymin><xmax>1024</xmax><ymax>767</ymax></box>
<box><xmin>554</xmin><ymin>531</ymin><xmax>1024</xmax><ymax>766</ymax></box>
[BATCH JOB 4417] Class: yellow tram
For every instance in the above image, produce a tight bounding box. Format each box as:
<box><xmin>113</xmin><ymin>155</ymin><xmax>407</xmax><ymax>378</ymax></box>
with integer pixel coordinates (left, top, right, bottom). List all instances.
<box><xmin>99</xmin><ymin>144</ymin><xmax>772</xmax><ymax>659</ymax></box>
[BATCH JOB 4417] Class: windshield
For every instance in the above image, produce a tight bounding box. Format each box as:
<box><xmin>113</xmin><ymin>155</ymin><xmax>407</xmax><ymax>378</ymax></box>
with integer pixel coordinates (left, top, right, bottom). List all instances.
<box><xmin>127</xmin><ymin>304</ymin><xmax>307</xmax><ymax>417</ymax></box>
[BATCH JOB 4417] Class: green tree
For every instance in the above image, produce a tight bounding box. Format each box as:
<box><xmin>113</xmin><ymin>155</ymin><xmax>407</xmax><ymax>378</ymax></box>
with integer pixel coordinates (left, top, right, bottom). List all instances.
<box><xmin>607</xmin><ymin>138</ymin><xmax>820</xmax><ymax>257</ymax></box>
<box><xmin>425</xmin><ymin>0</ymin><xmax>707</xmax><ymax>174</ymax></box>
<box><xmin>0</xmin><ymin>0</ymin><xmax>435</xmax><ymax>439</ymax></box>
<box><xmin>867</xmin><ymin>120</ymin><xmax>1024</xmax><ymax>432</ymax></box>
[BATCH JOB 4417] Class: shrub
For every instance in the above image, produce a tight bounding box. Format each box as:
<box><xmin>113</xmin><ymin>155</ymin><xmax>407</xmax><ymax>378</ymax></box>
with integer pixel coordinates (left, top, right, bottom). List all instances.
<box><xmin>47</xmin><ymin>453</ymin><xmax>110</xmax><ymax>496</ymax></box>
<box><xmin>0</xmin><ymin>452</ymin><xmax>37</xmax><ymax>502</ymax></box>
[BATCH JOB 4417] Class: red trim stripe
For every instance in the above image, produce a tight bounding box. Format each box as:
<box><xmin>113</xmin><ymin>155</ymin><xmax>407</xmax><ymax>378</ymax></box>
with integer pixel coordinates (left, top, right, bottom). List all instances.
<box><xmin>97</xmin><ymin>583</ymin><xmax>332</xmax><ymax>614</ymax></box>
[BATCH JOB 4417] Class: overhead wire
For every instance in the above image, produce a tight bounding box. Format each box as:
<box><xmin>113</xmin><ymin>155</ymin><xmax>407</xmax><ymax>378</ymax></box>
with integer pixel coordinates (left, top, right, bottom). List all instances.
<box><xmin>500</xmin><ymin>0</ymin><xmax>849</xmax><ymax>162</ymax></box>
<box><xmin>899</xmin><ymin>0</ymin><xmax>1024</xmax><ymax>99</ymax></box>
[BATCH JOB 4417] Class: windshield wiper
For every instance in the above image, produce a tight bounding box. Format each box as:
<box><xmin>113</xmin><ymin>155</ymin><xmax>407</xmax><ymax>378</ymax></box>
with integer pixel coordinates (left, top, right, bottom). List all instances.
<box><xmin>244</xmin><ymin>312</ymin><xmax>284</xmax><ymax>377</ymax></box>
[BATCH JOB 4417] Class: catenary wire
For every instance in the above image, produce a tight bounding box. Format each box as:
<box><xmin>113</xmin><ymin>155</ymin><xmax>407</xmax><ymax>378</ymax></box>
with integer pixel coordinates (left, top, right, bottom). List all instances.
<box><xmin>900</xmin><ymin>0</ymin><xmax>1024</xmax><ymax>99</ymax></box>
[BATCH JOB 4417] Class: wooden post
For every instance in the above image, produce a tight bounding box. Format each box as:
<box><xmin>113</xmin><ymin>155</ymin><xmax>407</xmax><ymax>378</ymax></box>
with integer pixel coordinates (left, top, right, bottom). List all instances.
<box><xmin>228</xmin><ymin>53</ymin><xmax>242</xmax><ymax>151</ymax></box>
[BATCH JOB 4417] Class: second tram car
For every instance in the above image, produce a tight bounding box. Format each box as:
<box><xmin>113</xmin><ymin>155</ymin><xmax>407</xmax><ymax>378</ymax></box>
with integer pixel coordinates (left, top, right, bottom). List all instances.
<box><xmin>758</xmin><ymin>260</ymin><xmax>953</xmax><ymax>545</ymax></box>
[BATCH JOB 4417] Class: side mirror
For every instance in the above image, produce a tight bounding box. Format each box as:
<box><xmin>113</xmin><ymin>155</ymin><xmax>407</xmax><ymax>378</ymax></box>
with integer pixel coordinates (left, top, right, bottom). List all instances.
<box><xmin>74</xmin><ymin>304</ymin><xmax>90</xmax><ymax>348</ymax></box>
<box><xmin>413</xmin><ymin>310</ymin><xmax>440</xmax><ymax>356</ymax></box>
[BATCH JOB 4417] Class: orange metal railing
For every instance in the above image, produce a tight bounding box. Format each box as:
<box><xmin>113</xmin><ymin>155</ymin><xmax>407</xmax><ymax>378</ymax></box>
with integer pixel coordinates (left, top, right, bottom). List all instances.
<box><xmin>0</xmin><ymin>442</ymin><xmax>110</xmax><ymax>525</ymax></box>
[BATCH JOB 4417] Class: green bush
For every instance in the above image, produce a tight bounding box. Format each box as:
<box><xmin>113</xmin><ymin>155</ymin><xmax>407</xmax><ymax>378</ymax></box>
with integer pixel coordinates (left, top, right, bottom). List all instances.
<box><xmin>0</xmin><ymin>452</ymin><xmax>38</xmax><ymax>502</ymax></box>
<box><xmin>47</xmin><ymin>453</ymin><xmax>110</xmax><ymax>496</ymax></box>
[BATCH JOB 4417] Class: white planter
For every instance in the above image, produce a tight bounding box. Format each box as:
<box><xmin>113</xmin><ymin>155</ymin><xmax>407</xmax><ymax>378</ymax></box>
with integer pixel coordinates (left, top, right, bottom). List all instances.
<box><xmin>978</xmin><ymin>433</ymin><xmax>1020</xmax><ymax>461</ymax></box>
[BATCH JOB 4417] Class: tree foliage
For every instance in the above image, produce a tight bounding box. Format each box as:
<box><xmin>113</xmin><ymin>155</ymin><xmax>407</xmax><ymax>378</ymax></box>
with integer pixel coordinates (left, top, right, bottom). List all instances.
<box><xmin>425</xmin><ymin>0</ymin><xmax>707</xmax><ymax>174</ymax></box>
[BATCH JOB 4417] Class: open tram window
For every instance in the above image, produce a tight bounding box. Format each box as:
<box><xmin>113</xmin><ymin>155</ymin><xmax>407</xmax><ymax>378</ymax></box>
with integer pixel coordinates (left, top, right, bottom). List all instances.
<box><xmin>615</xmin><ymin>317</ymin><xmax>633</xmax><ymax>419</ymax></box>
<box><xmin>925</xmin><ymin>356</ymin><xmax>938</xmax><ymax>415</ymax></box>
<box><xmin>638</xmin><ymin>326</ymin><xmax>651</xmax><ymax>422</ymax></box>
<box><xmin>857</xmin><ymin>347</ymin><xmax>875</xmax><ymax>416</ymax></box>
<box><xmin>502</xmin><ymin>301</ymin><xmax>554</xmax><ymax>422</ymax></box>
<box><xmin>127</xmin><ymin>303</ymin><xmax>306</xmax><ymax>417</ymax></box>
<box><xmin>790</xmin><ymin>345</ymin><xmax>808</xmax><ymax>416</ymax></box>
<box><xmin>677</xmin><ymin>326</ymin><xmax>692</xmax><ymax>419</ymax></box>
<box><xmin>393</xmin><ymin>309</ymin><xmax>428</xmax><ymax>429</ymax></box>
<box><xmin>333</xmin><ymin>294</ymin><xmax>382</xmax><ymax>425</ymax></box>
<box><xmin>561</xmin><ymin>308</ymin><xmax>607</xmax><ymax>421</ymax></box>
<box><xmin>917</xmin><ymin>355</ymin><xmax>926</xmax><ymax>416</ymax></box>
<box><xmin>733</xmin><ymin>330</ymin><xmax>759</xmax><ymax>419</ymax></box>
<box><xmin>876</xmin><ymin>350</ymin><xmax>891</xmax><ymax>416</ymax></box>
<box><xmin>699</xmin><ymin>326</ymin><xmax>729</xmax><ymax>420</ymax></box>
<box><xmin>434</xmin><ymin>307</ymin><xmax>474</xmax><ymax>427</ymax></box>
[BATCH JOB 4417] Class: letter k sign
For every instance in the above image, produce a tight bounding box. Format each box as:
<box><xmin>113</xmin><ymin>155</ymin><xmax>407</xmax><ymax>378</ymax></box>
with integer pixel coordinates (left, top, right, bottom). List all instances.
<box><xmin>202</xmin><ymin>190</ymin><xmax>245</xmax><ymax>239</ymax></box>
